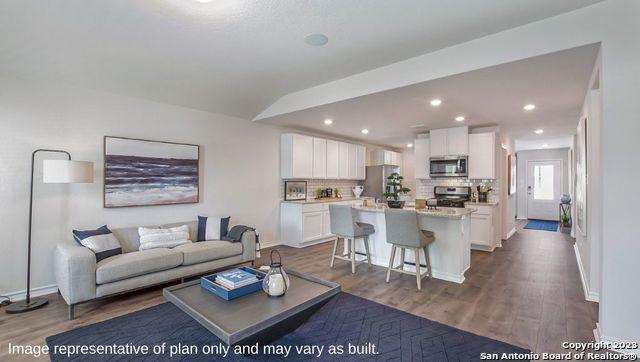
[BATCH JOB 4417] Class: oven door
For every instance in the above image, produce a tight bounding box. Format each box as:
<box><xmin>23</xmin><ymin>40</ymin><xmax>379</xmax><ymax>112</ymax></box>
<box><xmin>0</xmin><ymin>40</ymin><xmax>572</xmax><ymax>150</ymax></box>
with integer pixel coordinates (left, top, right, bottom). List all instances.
<box><xmin>430</xmin><ymin>157</ymin><xmax>468</xmax><ymax>177</ymax></box>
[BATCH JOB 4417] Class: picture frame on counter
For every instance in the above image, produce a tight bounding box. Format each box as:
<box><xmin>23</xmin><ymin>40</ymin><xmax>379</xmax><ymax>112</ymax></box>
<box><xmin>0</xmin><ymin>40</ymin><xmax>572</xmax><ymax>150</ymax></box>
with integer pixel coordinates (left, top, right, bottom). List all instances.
<box><xmin>284</xmin><ymin>181</ymin><xmax>307</xmax><ymax>201</ymax></box>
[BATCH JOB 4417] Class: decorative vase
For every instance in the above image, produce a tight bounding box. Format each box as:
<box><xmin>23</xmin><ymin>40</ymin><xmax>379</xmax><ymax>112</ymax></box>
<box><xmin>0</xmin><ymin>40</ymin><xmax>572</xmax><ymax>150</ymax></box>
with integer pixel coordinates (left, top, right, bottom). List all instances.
<box><xmin>560</xmin><ymin>194</ymin><xmax>571</xmax><ymax>204</ymax></box>
<box><xmin>387</xmin><ymin>200</ymin><xmax>405</xmax><ymax>209</ymax></box>
<box><xmin>262</xmin><ymin>250</ymin><xmax>289</xmax><ymax>297</ymax></box>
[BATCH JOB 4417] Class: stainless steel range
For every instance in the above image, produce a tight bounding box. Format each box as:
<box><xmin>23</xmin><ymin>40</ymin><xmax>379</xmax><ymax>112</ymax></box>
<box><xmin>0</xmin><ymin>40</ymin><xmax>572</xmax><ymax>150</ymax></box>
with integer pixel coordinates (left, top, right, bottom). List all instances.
<box><xmin>431</xmin><ymin>186</ymin><xmax>471</xmax><ymax>208</ymax></box>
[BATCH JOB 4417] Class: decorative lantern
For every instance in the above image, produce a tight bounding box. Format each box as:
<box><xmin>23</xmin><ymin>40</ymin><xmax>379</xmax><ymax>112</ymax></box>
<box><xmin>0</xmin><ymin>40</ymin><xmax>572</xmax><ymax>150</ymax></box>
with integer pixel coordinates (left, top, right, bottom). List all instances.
<box><xmin>262</xmin><ymin>250</ymin><xmax>290</xmax><ymax>297</ymax></box>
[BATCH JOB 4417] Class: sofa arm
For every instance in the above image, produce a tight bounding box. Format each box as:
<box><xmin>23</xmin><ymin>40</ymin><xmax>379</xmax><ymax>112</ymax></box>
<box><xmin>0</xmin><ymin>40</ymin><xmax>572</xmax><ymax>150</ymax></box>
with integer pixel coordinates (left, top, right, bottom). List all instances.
<box><xmin>54</xmin><ymin>243</ymin><xmax>97</xmax><ymax>305</ymax></box>
<box><xmin>240</xmin><ymin>230</ymin><xmax>257</xmax><ymax>262</ymax></box>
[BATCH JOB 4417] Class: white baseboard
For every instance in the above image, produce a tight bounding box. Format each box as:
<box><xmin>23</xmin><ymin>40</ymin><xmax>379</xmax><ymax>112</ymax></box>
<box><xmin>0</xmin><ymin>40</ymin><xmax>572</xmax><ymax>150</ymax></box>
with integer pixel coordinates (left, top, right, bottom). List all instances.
<box><xmin>573</xmin><ymin>243</ymin><xmax>600</xmax><ymax>303</ymax></box>
<box><xmin>506</xmin><ymin>227</ymin><xmax>517</xmax><ymax>240</ymax></box>
<box><xmin>594</xmin><ymin>323</ymin><xmax>639</xmax><ymax>356</ymax></box>
<box><xmin>4</xmin><ymin>284</ymin><xmax>58</xmax><ymax>302</ymax></box>
<box><xmin>259</xmin><ymin>240</ymin><xmax>282</xmax><ymax>249</ymax></box>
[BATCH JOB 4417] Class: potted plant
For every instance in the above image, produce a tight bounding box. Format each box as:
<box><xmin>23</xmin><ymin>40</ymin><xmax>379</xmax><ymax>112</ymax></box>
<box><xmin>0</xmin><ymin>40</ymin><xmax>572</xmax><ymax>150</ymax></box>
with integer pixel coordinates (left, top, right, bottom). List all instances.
<box><xmin>560</xmin><ymin>212</ymin><xmax>571</xmax><ymax>227</ymax></box>
<box><xmin>383</xmin><ymin>172</ymin><xmax>411</xmax><ymax>208</ymax></box>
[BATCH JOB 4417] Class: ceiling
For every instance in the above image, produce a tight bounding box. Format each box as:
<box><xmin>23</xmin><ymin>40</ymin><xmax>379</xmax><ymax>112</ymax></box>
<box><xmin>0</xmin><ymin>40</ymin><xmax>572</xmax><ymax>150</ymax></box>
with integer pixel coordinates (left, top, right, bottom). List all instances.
<box><xmin>0</xmin><ymin>0</ymin><xmax>602</xmax><ymax>119</ymax></box>
<box><xmin>257</xmin><ymin>44</ymin><xmax>599</xmax><ymax>148</ymax></box>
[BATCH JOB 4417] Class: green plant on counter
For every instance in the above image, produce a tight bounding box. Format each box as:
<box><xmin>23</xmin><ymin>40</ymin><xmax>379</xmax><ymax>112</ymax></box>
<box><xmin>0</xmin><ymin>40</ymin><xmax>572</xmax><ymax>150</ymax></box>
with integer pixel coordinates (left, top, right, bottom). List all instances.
<box><xmin>315</xmin><ymin>188</ymin><xmax>323</xmax><ymax>198</ymax></box>
<box><xmin>383</xmin><ymin>173</ymin><xmax>411</xmax><ymax>201</ymax></box>
<box><xmin>333</xmin><ymin>188</ymin><xmax>340</xmax><ymax>197</ymax></box>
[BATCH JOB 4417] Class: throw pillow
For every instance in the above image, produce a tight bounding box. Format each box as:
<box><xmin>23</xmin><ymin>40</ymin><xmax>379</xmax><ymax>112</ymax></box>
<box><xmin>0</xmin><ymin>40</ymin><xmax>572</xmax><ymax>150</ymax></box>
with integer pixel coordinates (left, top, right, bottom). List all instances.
<box><xmin>138</xmin><ymin>225</ymin><xmax>191</xmax><ymax>250</ymax></box>
<box><xmin>197</xmin><ymin>216</ymin><xmax>230</xmax><ymax>241</ymax></box>
<box><xmin>72</xmin><ymin>225</ymin><xmax>122</xmax><ymax>262</ymax></box>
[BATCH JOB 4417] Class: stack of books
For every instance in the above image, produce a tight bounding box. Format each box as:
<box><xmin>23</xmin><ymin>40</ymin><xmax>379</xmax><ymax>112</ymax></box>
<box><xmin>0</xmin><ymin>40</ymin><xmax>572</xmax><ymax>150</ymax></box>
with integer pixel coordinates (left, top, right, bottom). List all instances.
<box><xmin>215</xmin><ymin>268</ymin><xmax>259</xmax><ymax>290</ymax></box>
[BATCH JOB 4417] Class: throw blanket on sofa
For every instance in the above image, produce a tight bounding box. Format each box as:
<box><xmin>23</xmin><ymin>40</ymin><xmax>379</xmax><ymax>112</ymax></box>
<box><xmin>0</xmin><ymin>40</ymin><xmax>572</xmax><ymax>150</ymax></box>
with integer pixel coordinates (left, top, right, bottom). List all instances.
<box><xmin>138</xmin><ymin>225</ymin><xmax>191</xmax><ymax>250</ymax></box>
<box><xmin>221</xmin><ymin>225</ymin><xmax>255</xmax><ymax>242</ymax></box>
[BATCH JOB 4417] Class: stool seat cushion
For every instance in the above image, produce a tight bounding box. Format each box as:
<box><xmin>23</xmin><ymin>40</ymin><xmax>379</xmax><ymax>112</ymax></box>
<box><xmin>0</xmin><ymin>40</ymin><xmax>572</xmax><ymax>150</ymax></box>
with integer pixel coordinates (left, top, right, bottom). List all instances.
<box><xmin>355</xmin><ymin>222</ymin><xmax>375</xmax><ymax>236</ymax></box>
<box><xmin>421</xmin><ymin>230</ymin><xmax>436</xmax><ymax>244</ymax></box>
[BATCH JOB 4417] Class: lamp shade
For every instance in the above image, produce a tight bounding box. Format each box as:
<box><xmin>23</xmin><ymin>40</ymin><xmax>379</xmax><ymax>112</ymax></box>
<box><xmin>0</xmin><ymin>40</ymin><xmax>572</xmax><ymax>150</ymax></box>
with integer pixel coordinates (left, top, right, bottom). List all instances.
<box><xmin>42</xmin><ymin>160</ymin><xmax>94</xmax><ymax>183</ymax></box>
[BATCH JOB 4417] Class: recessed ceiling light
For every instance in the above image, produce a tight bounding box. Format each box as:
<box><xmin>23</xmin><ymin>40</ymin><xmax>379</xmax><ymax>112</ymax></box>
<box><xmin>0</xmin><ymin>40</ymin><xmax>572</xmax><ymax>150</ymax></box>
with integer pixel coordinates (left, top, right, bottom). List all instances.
<box><xmin>535</xmin><ymin>129</ymin><xmax>544</xmax><ymax>134</ymax></box>
<box><xmin>407</xmin><ymin>143</ymin><xmax>413</xmax><ymax>148</ymax></box>
<box><xmin>455</xmin><ymin>116</ymin><xmax>465</xmax><ymax>122</ymax></box>
<box><xmin>408</xmin><ymin>124</ymin><xmax>426</xmax><ymax>128</ymax></box>
<box><xmin>542</xmin><ymin>144</ymin><xmax>549</xmax><ymax>148</ymax></box>
<box><xmin>430</xmin><ymin>99</ymin><xmax>442</xmax><ymax>107</ymax></box>
<box><xmin>324</xmin><ymin>119</ymin><xmax>333</xmax><ymax>125</ymax></box>
<box><xmin>361</xmin><ymin>129</ymin><xmax>369</xmax><ymax>135</ymax></box>
<box><xmin>523</xmin><ymin>104</ymin><xmax>536</xmax><ymax>111</ymax></box>
<box><xmin>193</xmin><ymin>0</ymin><xmax>214</xmax><ymax>2</ymax></box>
<box><xmin>304</xmin><ymin>33</ymin><xmax>329</xmax><ymax>47</ymax></box>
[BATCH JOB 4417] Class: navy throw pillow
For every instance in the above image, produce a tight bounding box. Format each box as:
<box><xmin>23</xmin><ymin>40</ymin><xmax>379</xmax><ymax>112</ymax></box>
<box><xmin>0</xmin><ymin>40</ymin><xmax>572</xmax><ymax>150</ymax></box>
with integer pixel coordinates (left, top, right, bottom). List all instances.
<box><xmin>197</xmin><ymin>216</ymin><xmax>230</xmax><ymax>241</ymax></box>
<box><xmin>72</xmin><ymin>225</ymin><xmax>122</xmax><ymax>262</ymax></box>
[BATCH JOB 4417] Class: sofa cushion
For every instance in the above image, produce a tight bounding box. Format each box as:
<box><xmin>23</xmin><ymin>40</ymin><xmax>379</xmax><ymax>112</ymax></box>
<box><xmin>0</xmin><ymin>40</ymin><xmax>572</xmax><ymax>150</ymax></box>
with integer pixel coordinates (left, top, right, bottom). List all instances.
<box><xmin>96</xmin><ymin>248</ymin><xmax>183</xmax><ymax>284</ymax></box>
<box><xmin>174</xmin><ymin>240</ymin><xmax>243</xmax><ymax>266</ymax></box>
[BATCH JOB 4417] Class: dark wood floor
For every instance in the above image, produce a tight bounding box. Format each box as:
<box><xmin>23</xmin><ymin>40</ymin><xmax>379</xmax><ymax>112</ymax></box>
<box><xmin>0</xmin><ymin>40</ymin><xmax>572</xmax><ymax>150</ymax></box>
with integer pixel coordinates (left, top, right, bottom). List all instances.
<box><xmin>0</xmin><ymin>221</ymin><xmax>598</xmax><ymax>360</ymax></box>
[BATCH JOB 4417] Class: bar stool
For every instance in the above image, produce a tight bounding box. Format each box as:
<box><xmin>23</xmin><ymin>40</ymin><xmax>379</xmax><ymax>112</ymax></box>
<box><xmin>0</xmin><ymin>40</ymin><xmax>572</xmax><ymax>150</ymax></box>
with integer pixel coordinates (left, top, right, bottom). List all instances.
<box><xmin>384</xmin><ymin>208</ymin><xmax>434</xmax><ymax>290</ymax></box>
<box><xmin>328</xmin><ymin>204</ymin><xmax>374</xmax><ymax>274</ymax></box>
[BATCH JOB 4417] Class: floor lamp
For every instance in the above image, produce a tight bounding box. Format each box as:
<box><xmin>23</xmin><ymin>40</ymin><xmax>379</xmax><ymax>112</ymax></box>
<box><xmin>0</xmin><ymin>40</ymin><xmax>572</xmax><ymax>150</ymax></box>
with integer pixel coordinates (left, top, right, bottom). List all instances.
<box><xmin>6</xmin><ymin>149</ymin><xmax>93</xmax><ymax>314</ymax></box>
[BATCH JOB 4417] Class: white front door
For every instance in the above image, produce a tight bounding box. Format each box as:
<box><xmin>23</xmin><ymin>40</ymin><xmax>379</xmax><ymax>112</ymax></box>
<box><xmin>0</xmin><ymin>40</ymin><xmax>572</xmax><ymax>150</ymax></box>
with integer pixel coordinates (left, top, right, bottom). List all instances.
<box><xmin>527</xmin><ymin>160</ymin><xmax>562</xmax><ymax>220</ymax></box>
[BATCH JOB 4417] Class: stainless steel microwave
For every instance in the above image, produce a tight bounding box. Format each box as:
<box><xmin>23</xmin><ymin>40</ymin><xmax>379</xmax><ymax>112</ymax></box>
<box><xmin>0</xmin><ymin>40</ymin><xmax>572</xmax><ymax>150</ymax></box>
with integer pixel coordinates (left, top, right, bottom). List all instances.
<box><xmin>429</xmin><ymin>156</ymin><xmax>468</xmax><ymax>178</ymax></box>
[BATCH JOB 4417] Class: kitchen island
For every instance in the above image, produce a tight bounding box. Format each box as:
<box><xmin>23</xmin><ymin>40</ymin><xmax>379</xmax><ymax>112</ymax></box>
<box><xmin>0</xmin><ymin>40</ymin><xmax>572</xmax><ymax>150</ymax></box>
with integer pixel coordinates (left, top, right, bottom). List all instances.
<box><xmin>347</xmin><ymin>205</ymin><xmax>474</xmax><ymax>283</ymax></box>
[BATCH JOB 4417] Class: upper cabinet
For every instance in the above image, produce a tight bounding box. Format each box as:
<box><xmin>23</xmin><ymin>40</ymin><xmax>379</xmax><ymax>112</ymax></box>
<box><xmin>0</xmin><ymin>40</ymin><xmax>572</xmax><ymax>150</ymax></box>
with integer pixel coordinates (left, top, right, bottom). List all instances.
<box><xmin>281</xmin><ymin>133</ymin><xmax>313</xmax><ymax>179</ymax></box>
<box><xmin>371</xmin><ymin>149</ymin><xmax>402</xmax><ymax>167</ymax></box>
<box><xmin>356</xmin><ymin>145</ymin><xmax>366</xmax><ymax>180</ymax></box>
<box><xmin>325</xmin><ymin>140</ymin><xmax>339</xmax><ymax>179</ymax></box>
<box><xmin>430</xmin><ymin>126</ymin><xmax>469</xmax><ymax>157</ymax></box>
<box><xmin>282</xmin><ymin>133</ymin><xmax>364</xmax><ymax>180</ymax></box>
<box><xmin>414</xmin><ymin>138</ymin><xmax>430</xmax><ymax>179</ymax></box>
<box><xmin>312</xmin><ymin>138</ymin><xmax>327</xmax><ymax>178</ymax></box>
<box><xmin>338</xmin><ymin>142</ymin><xmax>350</xmax><ymax>179</ymax></box>
<box><xmin>468</xmin><ymin>132</ymin><xmax>496</xmax><ymax>180</ymax></box>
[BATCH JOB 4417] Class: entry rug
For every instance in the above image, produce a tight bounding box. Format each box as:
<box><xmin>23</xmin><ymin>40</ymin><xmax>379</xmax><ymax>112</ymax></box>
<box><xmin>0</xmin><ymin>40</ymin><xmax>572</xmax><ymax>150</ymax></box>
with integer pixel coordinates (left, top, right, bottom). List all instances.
<box><xmin>46</xmin><ymin>293</ymin><xmax>529</xmax><ymax>361</ymax></box>
<box><xmin>524</xmin><ymin>219</ymin><xmax>559</xmax><ymax>232</ymax></box>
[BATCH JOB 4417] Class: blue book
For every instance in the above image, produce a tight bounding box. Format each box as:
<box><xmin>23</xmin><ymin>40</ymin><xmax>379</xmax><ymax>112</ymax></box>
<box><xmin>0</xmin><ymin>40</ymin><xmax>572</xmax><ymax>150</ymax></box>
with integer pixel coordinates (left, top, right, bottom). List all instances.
<box><xmin>216</xmin><ymin>268</ymin><xmax>258</xmax><ymax>288</ymax></box>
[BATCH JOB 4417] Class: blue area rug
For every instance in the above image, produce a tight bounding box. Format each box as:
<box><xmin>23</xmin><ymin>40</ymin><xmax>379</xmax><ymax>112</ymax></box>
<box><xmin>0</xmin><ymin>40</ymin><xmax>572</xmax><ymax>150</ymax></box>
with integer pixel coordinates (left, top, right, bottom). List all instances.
<box><xmin>46</xmin><ymin>293</ymin><xmax>529</xmax><ymax>361</ymax></box>
<box><xmin>524</xmin><ymin>219</ymin><xmax>558</xmax><ymax>232</ymax></box>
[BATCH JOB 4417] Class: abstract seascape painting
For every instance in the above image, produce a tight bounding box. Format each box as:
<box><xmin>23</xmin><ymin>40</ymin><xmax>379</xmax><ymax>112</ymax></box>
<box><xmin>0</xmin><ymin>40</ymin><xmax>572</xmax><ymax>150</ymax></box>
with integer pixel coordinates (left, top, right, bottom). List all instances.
<box><xmin>104</xmin><ymin>136</ymin><xmax>199</xmax><ymax>208</ymax></box>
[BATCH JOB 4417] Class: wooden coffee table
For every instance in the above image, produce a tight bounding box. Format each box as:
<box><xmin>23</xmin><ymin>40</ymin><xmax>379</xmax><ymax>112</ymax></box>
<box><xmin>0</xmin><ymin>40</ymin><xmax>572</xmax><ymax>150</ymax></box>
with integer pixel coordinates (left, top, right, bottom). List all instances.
<box><xmin>163</xmin><ymin>269</ymin><xmax>340</xmax><ymax>345</ymax></box>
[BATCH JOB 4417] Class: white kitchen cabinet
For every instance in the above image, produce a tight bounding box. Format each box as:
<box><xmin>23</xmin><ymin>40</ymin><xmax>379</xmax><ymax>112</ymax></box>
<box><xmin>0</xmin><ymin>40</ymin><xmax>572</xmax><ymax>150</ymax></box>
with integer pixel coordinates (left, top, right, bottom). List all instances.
<box><xmin>356</xmin><ymin>145</ymin><xmax>366</xmax><ymax>180</ymax></box>
<box><xmin>281</xmin><ymin>133</ymin><xmax>313</xmax><ymax>179</ymax></box>
<box><xmin>468</xmin><ymin>132</ymin><xmax>496</xmax><ymax>180</ymax></box>
<box><xmin>312</xmin><ymin>138</ymin><xmax>327</xmax><ymax>178</ymax></box>
<box><xmin>371</xmin><ymin>149</ymin><xmax>401</xmax><ymax>166</ymax></box>
<box><xmin>302</xmin><ymin>211</ymin><xmax>324</xmax><ymax>242</ymax></box>
<box><xmin>322</xmin><ymin>209</ymin><xmax>331</xmax><ymax>236</ymax></box>
<box><xmin>326</xmin><ymin>140</ymin><xmax>339</xmax><ymax>178</ymax></box>
<box><xmin>466</xmin><ymin>203</ymin><xmax>499</xmax><ymax>251</ymax></box>
<box><xmin>348</xmin><ymin>143</ymin><xmax>358</xmax><ymax>179</ymax></box>
<box><xmin>414</xmin><ymin>138</ymin><xmax>430</xmax><ymax>179</ymax></box>
<box><xmin>429</xmin><ymin>126</ymin><xmax>469</xmax><ymax>156</ymax></box>
<box><xmin>429</xmin><ymin>129</ymin><xmax>448</xmax><ymax>157</ymax></box>
<box><xmin>281</xmin><ymin>200</ymin><xmax>367</xmax><ymax>248</ymax></box>
<box><xmin>338</xmin><ymin>142</ymin><xmax>350</xmax><ymax>179</ymax></box>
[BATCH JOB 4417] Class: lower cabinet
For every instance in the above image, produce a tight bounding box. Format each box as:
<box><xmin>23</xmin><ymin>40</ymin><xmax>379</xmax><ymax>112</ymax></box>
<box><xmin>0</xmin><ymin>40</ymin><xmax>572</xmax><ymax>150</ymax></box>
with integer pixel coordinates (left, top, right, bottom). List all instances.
<box><xmin>280</xmin><ymin>200</ymin><xmax>363</xmax><ymax>247</ymax></box>
<box><xmin>466</xmin><ymin>203</ymin><xmax>500</xmax><ymax>251</ymax></box>
<box><xmin>302</xmin><ymin>211</ymin><xmax>324</xmax><ymax>242</ymax></box>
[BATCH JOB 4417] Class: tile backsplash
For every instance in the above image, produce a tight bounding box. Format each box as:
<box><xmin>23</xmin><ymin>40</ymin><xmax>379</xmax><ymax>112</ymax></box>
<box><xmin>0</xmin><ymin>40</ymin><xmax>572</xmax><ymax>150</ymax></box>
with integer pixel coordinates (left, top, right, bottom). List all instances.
<box><xmin>416</xmin><ymin>178</ymin><xmax>500</xmax><ymax>202</ymax></box>
<box><xmin>280</xmin><ymin>179</ymin><xmax>364</xmax><ymax>200</ymax></box>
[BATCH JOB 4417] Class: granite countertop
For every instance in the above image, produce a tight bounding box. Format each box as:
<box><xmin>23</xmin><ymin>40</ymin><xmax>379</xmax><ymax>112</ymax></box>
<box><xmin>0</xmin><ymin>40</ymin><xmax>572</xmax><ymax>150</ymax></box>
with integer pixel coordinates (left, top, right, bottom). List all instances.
<box><xmin>465</xmin><ymin>200</ymin><xmax>500</xmax><ymax>206</ymax></box>
<box><xmin>352</xmin><ymin>205</ymin><xmax>475</xmax><ymax>219</ymax></box>
<box><xmin>281</xmin><ymin>197</ymin><xmax>371</xmax><ymax>204</ymax></box>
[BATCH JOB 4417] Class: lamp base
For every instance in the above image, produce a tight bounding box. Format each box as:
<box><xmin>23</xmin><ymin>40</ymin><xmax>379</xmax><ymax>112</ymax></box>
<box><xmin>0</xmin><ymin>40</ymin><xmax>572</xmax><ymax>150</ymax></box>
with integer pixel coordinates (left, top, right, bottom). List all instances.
<box><xmin>5</xmin><ymin>297</ymin><xmax>48</xmax><ymax>314</ymax></box>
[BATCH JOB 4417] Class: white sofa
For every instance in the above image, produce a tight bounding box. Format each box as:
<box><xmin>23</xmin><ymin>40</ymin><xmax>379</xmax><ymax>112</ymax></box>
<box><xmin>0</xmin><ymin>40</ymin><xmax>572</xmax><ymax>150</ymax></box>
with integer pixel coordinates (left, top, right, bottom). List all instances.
<box><xmin>54</xmin><ymin>221</ymin><xmax>256</xmax><ymax>319</ymax></box>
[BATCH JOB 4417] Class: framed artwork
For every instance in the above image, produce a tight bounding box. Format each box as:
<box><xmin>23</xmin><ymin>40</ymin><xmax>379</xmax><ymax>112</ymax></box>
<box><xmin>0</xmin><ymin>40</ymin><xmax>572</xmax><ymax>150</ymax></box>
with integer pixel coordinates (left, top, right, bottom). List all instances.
<box><xmin>508</xmin><ymin>154</ymin><xmax>516</xmax><ymax>195</ymax></box>
<box><xmin>104</xmin><ymin>136</ymin><xmax>199</xmax><ymax>208</ymax></box>
<box><xmin>284</xmin><ymin>181</ymin><xmax>307</xmax><ymax>201</ymax></box>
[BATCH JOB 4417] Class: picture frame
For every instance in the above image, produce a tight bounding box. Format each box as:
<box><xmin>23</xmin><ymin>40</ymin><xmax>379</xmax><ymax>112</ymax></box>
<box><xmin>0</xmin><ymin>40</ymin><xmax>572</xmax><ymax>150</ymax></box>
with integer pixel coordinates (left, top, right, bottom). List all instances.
<box><xmin>284</xmin><ymin>181</ymin><xmax>307</xmax><ymax>201</ymax></box>
<box><xmin>104</xmin><ymin>136</ymin><xmax>200</xmax><ymax>208</ymax></box>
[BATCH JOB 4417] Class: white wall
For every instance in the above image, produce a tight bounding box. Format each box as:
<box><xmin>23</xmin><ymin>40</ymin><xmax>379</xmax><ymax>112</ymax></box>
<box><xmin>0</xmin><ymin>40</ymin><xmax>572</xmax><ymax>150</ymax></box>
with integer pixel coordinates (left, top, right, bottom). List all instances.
<box><xmin>515</xmin><ymin>148</ymin><xmax>570</xmax><ymax>219</ymax></box>
<box><xmin>574</xmin><ymin>53</ymin><xmax>603</xmax><ymax>303</ymax></box>
<box><xmin>0</xmin><ymin>77</ymin><xmax>282</xmax><ymax>298</ymax></box>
